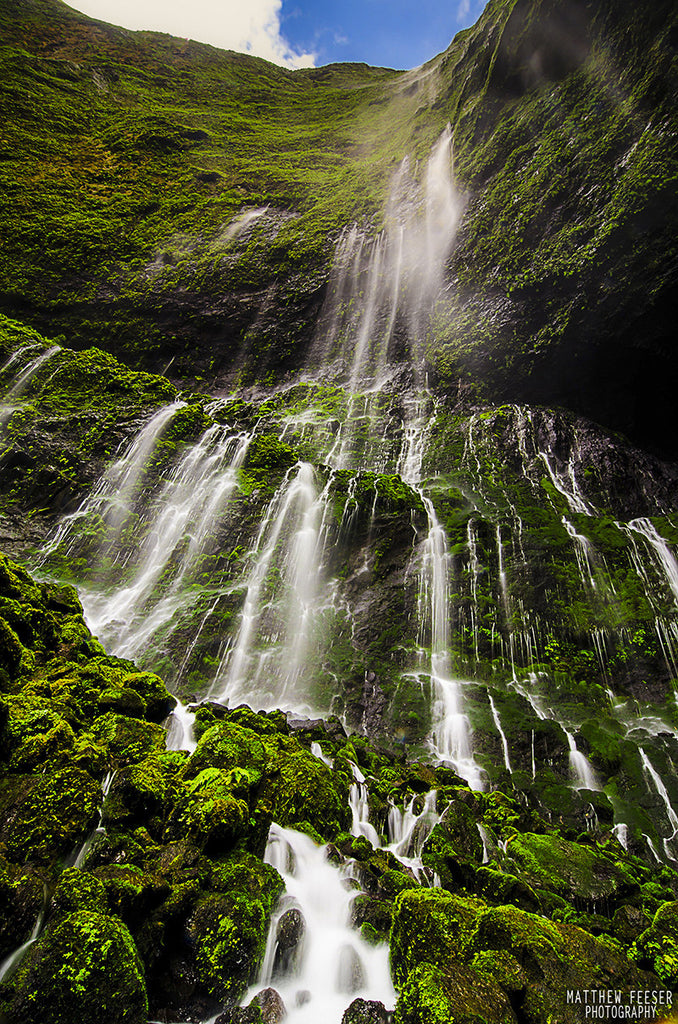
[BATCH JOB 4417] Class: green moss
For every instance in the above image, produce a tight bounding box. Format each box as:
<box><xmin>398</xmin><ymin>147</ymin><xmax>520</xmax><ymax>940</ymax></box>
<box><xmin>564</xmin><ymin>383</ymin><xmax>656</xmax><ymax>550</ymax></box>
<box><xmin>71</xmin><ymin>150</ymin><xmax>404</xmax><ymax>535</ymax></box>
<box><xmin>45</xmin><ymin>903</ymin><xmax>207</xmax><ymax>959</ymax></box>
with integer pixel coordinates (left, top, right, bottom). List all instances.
<box><xmin>505</xmin><ymin>833</ymin><xmax>638</xmax><ymax>906</ymax></box>
<box><xmin>51</xmin><ymin>868</ymin><xmax>107</xmax><ymax>917</ymax></box>
<box><xmin>169</xmin><ymin>767</ymin><xmax>250</xmax><ymax>855</ymax></box>
<box><xmin>390</xmin><ymin>889</ymin><xmax>485</xmax><ymax>989</ymax></box>
<box><xmin>189</xmin><ymin>855</ymin><xmax>283</xmax><ymax>1002</ymax></box>
<box><xmin>10</xmin><ymin>910</ymin><xmax>147</xmax><ymax>1024</ymax></box>
<box><xmin>0</xmin><ymin>766</ymin><xmax>100</xmax><ymax>864</ymax></box>
<box><xmin>393</xmin><ymin>961</ymin><xmax>516</xmax><ymax>1024</ymax></box>
<box><xmin>86</xmin><ymin>713</ymin><xmax>166</xmax><ymax>765</ymax></box>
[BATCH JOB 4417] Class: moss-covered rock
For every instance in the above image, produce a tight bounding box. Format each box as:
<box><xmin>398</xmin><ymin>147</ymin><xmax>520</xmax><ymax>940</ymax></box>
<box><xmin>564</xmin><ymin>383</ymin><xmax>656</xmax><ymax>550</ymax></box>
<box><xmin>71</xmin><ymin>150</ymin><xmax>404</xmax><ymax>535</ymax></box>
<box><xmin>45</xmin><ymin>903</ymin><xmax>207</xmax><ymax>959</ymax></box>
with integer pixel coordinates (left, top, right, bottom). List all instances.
<box><xmin>505</xmin><ymin>832</ymin><xmax>639</xmax><ymax>907</ymax></box>
<box><xmin>633</xmin><ymin>901</ymin><xmax>678</xmax><ymax>986</ymax></box>
<box><xmin>389</xmin><ymin>889</ymin><xmax>484</xmax><ymax>989</ymax></box>
<box><xmin>169</xmin><ymin>767</ymin><xmax>250</xmax><ymax>855</ymax></box>
<box><xmin>50</xmin><ymin>868</ymin><xmax>107</xmax><ymax>918</ymax></box>
<box><xmin>9</xmin><ymin>910</ymin><xmax>147</xmax><ymax>1024</ymax></box>
<box><xmin>393</xmin><ymin>961</ymin><xmax>516</xmax><ymax>1024</ymax></box>
<box><xmin>0</xmin><ymin>766</ymin><xmax>100</xmax><ymax>864</ymax></box>
<box><xmin>470</xmin><ymin>904</ymin><xmax>664</xmax><ymax>1021</ymax></box>
<box><xmin>188</xmin><ymin>855</ymin><xmax>283</xmax><ymax>1002</ymax></box>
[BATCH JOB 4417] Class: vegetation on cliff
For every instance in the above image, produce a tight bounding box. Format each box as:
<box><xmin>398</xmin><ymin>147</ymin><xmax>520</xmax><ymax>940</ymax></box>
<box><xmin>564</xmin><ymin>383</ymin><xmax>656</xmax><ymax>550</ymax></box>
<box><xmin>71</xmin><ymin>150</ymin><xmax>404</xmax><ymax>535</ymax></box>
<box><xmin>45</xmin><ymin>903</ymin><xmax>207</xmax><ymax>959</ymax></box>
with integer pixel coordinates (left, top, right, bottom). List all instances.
<box><xmin>0</xmin><ymin>0</ymin><xmax>676</xmax><ymax>451</ymax></box>
<box><xmin>1</xmin><ymin>555</ymin><xmax>678</xmax><ymax>1023</ymax></box>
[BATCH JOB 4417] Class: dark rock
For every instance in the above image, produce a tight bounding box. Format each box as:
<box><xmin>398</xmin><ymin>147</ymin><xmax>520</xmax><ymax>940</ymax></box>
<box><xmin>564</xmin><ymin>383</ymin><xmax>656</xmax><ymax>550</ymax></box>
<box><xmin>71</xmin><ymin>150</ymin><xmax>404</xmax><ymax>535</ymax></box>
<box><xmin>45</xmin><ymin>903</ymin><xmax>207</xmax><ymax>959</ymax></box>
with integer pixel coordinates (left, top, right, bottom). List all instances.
<box><xmin>612</xmin><ymin>904</ymin><xmax>651</xmax><ymax>944</ymax></box>
<box><xmin>341</xmin><ymin>997</ymin><xmax>391</xmax><ymax>1024</ymax></box>
<box><xmin>275</xmin><ymin>908</ymin><xmax>304</xmax><ymax>950</ymax></box>
<box><xmin>273</xmin><ymin>908</ymin><xmax>305</xmax><ymax>975</ymax></box>
<box><xmin>215</xmin><ymin>1008</ymin><xmax>262</xmax><ymax>1024</ymax></box>
<box><xmin>249</xmin><ymin>986</ymin><xmax>287</xmax><ymax>1023</ymax></box>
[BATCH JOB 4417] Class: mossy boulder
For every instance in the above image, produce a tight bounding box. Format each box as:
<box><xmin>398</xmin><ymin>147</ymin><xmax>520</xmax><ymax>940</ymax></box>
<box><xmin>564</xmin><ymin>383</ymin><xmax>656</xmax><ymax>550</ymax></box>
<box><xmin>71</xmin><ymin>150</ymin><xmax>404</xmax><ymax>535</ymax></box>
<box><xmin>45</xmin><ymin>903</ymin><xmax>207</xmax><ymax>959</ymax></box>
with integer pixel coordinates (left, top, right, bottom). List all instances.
<box><xmin>0</xmin><ymin>616</ymin><xmax>23</xmax><ymax>676</ymax></box>
<box><xmin>389</xmin><ymin>889</ymin><xmax>484</xmax><ymax>989</ymax></box>
<box><xmin>188</xmin><ymin>855</ymin><xmax>283</xmax><ymax>1002</ymax></box>
<box><xmin>92</xmin><ymin>864</ymin><xmax>170</xmax><ymax>927</ymax></box>
<box><xmin>421</xmin><ymin>798</ymin><xmax>484</xmax><ymax>888</ymax></box>
<box><xmin>9</xmin><ymin>910</ymin><xmax>147</xmax><ymax>1024</ymax></box>
<box><xmin>4</xmin><ymin>696</ymin><xmax>76</xmax><ymax>770</ymax></box>
<box><xmin>393</xmin><ymin>961</ymin><xmax>516</xmax><ymax>1024</ymax></box>
<box><xmin>473</xmin><ymin>866</ymin><xmax>542</xmax><ymax>913</ymax></box>
<box><xmin>0</xmin><ymin>766</ymin><xmax>100</xmax><ymax>863</ymax></box>
<box><xmin>0</xmin><ymin>856</ymin><xmax>44</xmax><ymax>959</ymax></box>
<box><xmin>103</xmin><ymin>753</ymin><xmax>179</xmax><ymax>827</ymax></box>
<box><xmin>50</xmin><ymin>868</ymin><xmax>107</xmax><ymax>917</ymax></box>
<box><xmin>470</xmin><ymin>905</ymin><xmax>664</xmax><ymax>1021</ymax></box>
<box><xmin>169</xmin><ymin>767</ymin><xmax>251</xmax><ymax>855</ymax></box>
<box><xmin>185</xmin><ymin>722</ymin><xmax>269</xmax><ymax>777</ymax></box>
<box><xmin>505</xmin><ymin>833</ymin><xmax>638</xmax><ymax>908</ymax></box>
<box><xmin>261</xmin><ymin>733</ymin><xmax>350</xmax><ymax>839</ymax></box>
<box><xmin>86</xmin><ymin>713</ymin><xmax>166</xmax><ymax>764</ymax></box>
<box><xmin>633</xmin><ymin>901</ymin><xmax>678</xmax><ymax>986</ymax></box>
<box><xmin>121</xmin><ymin>672</ymin><xmax>176</xmax><ymax>722</ymax></box>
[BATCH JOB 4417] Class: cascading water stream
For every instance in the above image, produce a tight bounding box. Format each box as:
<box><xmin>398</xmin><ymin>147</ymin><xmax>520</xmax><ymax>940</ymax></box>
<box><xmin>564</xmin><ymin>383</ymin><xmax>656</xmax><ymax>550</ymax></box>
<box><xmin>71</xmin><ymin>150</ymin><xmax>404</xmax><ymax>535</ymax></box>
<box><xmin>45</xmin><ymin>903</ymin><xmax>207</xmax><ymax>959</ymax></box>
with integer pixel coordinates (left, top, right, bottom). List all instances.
<box><xmin>348</xmin><ymin>763</ymin><xmax>381</xmax><ymax>847</ymax></box>
<box><xmin>640</xmin><ymin>748</ymin><xmax>678</xmax><ymax>854</ymax></box>
<box><xmin>0</xmin><ymin>344</ymin><xmax>61</xmax><ymax>429</ymax></box>
<box><xmin>212</xmin><ymin>461</ymin><xmax>333</xmax><ymax>713</ymax></box>
<box><xmin>165</xmin><ymin>700</ymin><xmax>197</xmax><ymax>753</ymax></box>
<box><xmin>41</xmin><ymin>400</ymin><xmax>186</xmax><ymax>560</ymax></box>
<box><xmin>564</xmin><ymin>731</ymin><xmax>601</xmax><ymax>792</ymax></box>
<box><xmin>70</xmin><ymin>770</ymin><xmax>115</xmax><ymax>869</ymax></box>
<box><xmin>488</xmin><ymin>693</ymin><xmax>512</xmax><ymax>773</ymax></box>
<box><xmin>83</xmin><ymin>426</ymin><xmax>251</xmax><ymax>659</ymax></box>
<box><xmin>419</xmin><ymin>494</ymin><xmax>484</xmax><ymax>789</ymax></box>
<box><xmin>247</xmin><ymin>823</ymin><xmax>395</xmax><ymax>1024</ymax></box>
<box><xmin>385</xmin><ymin>791</ymin><xmax>439</xmax><ymax>880</ymax></box>
<box><xmin>628</xmin><ymin>518</ymin><xmax>678</xmax><ymax>605</ymax></box>
<box><xmin>0</xmin><ymin>885</ymin><xmax>48</xmax><ymax>984</ymax></box>
<box><xmin>4</xmin><ymin>344</ymin><xmax>60</xmax><ymax>400</ymax></box>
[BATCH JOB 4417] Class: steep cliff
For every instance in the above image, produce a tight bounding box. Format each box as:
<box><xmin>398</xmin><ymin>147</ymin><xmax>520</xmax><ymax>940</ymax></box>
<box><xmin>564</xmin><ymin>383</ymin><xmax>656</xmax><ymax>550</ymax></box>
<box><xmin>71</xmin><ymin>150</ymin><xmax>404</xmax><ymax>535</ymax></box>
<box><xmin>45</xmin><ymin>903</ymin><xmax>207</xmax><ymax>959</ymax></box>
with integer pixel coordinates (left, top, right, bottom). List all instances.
<box><xmin>0</xmin><ymin>0</ymin><xmax>676</xmax><ymax>450</ymax></box>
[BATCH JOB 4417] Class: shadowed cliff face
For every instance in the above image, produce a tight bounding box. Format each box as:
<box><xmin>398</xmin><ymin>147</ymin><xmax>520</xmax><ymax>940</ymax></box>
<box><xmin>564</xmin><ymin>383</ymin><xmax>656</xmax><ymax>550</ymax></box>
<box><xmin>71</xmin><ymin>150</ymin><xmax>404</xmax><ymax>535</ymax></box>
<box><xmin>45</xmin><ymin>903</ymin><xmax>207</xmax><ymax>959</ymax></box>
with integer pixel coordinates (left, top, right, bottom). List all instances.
<box><xmin>0</xmin><ymin>0</ymin><xmax>676</xmax><ymax>453</ymax></box>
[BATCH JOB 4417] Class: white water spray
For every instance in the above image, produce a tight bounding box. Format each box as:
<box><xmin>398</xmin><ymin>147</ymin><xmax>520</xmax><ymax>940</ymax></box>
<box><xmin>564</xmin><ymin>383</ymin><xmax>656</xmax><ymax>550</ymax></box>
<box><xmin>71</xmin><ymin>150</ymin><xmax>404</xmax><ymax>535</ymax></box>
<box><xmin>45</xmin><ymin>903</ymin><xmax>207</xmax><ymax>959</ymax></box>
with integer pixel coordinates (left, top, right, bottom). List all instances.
<box><xmin>251</xmin><ymin>824</ymin><xmax>395</xmax><ymax>1024</ymax></box>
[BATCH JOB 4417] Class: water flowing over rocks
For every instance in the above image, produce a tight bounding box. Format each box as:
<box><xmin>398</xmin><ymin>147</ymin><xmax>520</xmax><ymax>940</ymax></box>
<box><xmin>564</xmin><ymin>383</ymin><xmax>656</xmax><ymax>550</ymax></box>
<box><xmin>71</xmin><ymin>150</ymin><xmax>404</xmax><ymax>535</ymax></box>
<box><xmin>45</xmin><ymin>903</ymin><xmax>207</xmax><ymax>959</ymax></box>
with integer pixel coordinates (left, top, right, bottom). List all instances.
<box><xmin>0</xmin><ymin>0</ymin><xmax>677</xmax><ymax>1021</ymax></box>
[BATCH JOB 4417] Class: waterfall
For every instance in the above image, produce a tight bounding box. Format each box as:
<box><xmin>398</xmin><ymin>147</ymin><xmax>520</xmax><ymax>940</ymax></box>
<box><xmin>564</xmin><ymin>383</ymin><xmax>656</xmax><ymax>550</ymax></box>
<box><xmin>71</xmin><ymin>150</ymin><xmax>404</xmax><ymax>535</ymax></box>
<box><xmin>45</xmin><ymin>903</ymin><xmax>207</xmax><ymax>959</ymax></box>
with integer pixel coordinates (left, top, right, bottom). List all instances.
<box><xmin>628</xmin><ymin>518</ymin><xmax>678</xmax><ymax>606</ymax></box>
<box><xmin>82</xmin><ymin>425</ymin><xmax>251</xmax><ymax>660</ymax></box>
<box><xmin>70</xmin><ymin>770</ymin><xmax>115</xmax><ymax>869</ymax></box>
<box><xmin>4</xmin><ymin>344</ymin><xmax>60</xmax><ymax>400</ymax></box>
<box><xmin>41</xmin><ymin>400</ymin><xmax>186</xmax><ymax>560</ymax></box>
<box><xmin>564</xmin><ymin>731</ymin><xmax>600</xmax><ymax>792</ymax></box>
<box><xmin>0</xmin><ymin>885</ymin><xmax>48</xmax><ymax>984</ymax></box>
<box><xmin>419</xmin><ymin>495</ymin><xmax>484</xmax><ymax>790</ymax></box>
<box><xmin>310</xmin><ymin>125</ymin><xmax>461</xmax><ymax>387</ymax></box>
<box><xmin>165</xmin><ymin>700</ymin><xmax>197</xmax><ymax>753</ymax></box>
<box><xmin>212</xmin><ymin>462</ymin><xmax>332</xmax><ymax>713</ymax></box>
<box><xmin>640</xmin><ymin>748</ymin><xmax>678</xmax><ymax>839</ymax></box>
<box><xmin>385</xmin><ymin>791</ymin><xmax>439</xmax><ymax>879</ymax></box>
<box><xmin>349</xmin><ymin>763</ymin><xmax>381</xmax><ymax>847</ymax></box>
<box><xmin>0</xmin><ymin>344</ymin><xmax>60</xmax><ymax>428</ymax></box>
<box><xmin>249</xmin><ymin>824</ymin><xmax>395</xmax><ymax>1024</ymax></box>
<box><xmin>562</xmin><ymin>517</ymin><xmax>597</xmax><ymax>593</ymax></box>
<box><xmin>488</xmin><ymin>693</ymin><xmax>512</xmax><ymax>773</ymax></box>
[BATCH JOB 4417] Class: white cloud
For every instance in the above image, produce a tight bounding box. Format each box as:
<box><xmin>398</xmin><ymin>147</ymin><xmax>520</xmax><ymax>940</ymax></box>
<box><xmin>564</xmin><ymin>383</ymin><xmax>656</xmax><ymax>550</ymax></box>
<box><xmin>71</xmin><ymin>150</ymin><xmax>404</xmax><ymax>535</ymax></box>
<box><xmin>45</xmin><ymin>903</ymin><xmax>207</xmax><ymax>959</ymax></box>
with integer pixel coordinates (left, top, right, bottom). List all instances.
<box><xmin>456</xmin><ymin>0</ymin><xmax>471</xmax><ymax>22</ymax></box>
<box><xmin>65</xmin><ymin>0</ymin><xmax>316</xmax><ymax>68</ymax></box>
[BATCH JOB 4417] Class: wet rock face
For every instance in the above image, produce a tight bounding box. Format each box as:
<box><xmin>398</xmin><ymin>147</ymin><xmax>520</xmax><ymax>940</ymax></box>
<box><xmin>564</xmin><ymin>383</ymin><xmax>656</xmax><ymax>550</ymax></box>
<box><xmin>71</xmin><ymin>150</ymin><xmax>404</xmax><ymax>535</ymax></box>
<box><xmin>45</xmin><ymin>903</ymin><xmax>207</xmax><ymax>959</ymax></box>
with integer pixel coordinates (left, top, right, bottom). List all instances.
<box><xmin>341</xmin><ymin>997</ymin><xmax>393</xmax><ymax>1024</ymax></box>
<box><xmin>249</xmin><ymin>986</ymin><xmax>288</xmax><ymax>1023</ymax></box>
<box><xmin>273</xmin><ymin>908</ymin><xmax>305</xmax><ymax>976</ymax></box>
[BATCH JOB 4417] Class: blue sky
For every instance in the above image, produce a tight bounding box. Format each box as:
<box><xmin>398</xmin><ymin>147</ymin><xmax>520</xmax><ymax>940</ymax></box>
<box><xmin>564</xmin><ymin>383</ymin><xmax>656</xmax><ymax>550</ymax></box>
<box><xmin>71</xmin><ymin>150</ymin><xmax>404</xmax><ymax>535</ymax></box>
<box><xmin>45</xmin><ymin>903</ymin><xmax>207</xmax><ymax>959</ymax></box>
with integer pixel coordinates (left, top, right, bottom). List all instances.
<box><xmin>65</xmin><ymin>0</ymin><xmax>488</xmax><ymax>69</ymax></box>
<box><xmin>280</xmin><ymin>0</ymin><xmax>488</xmax><ymax>68</ymax></box>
